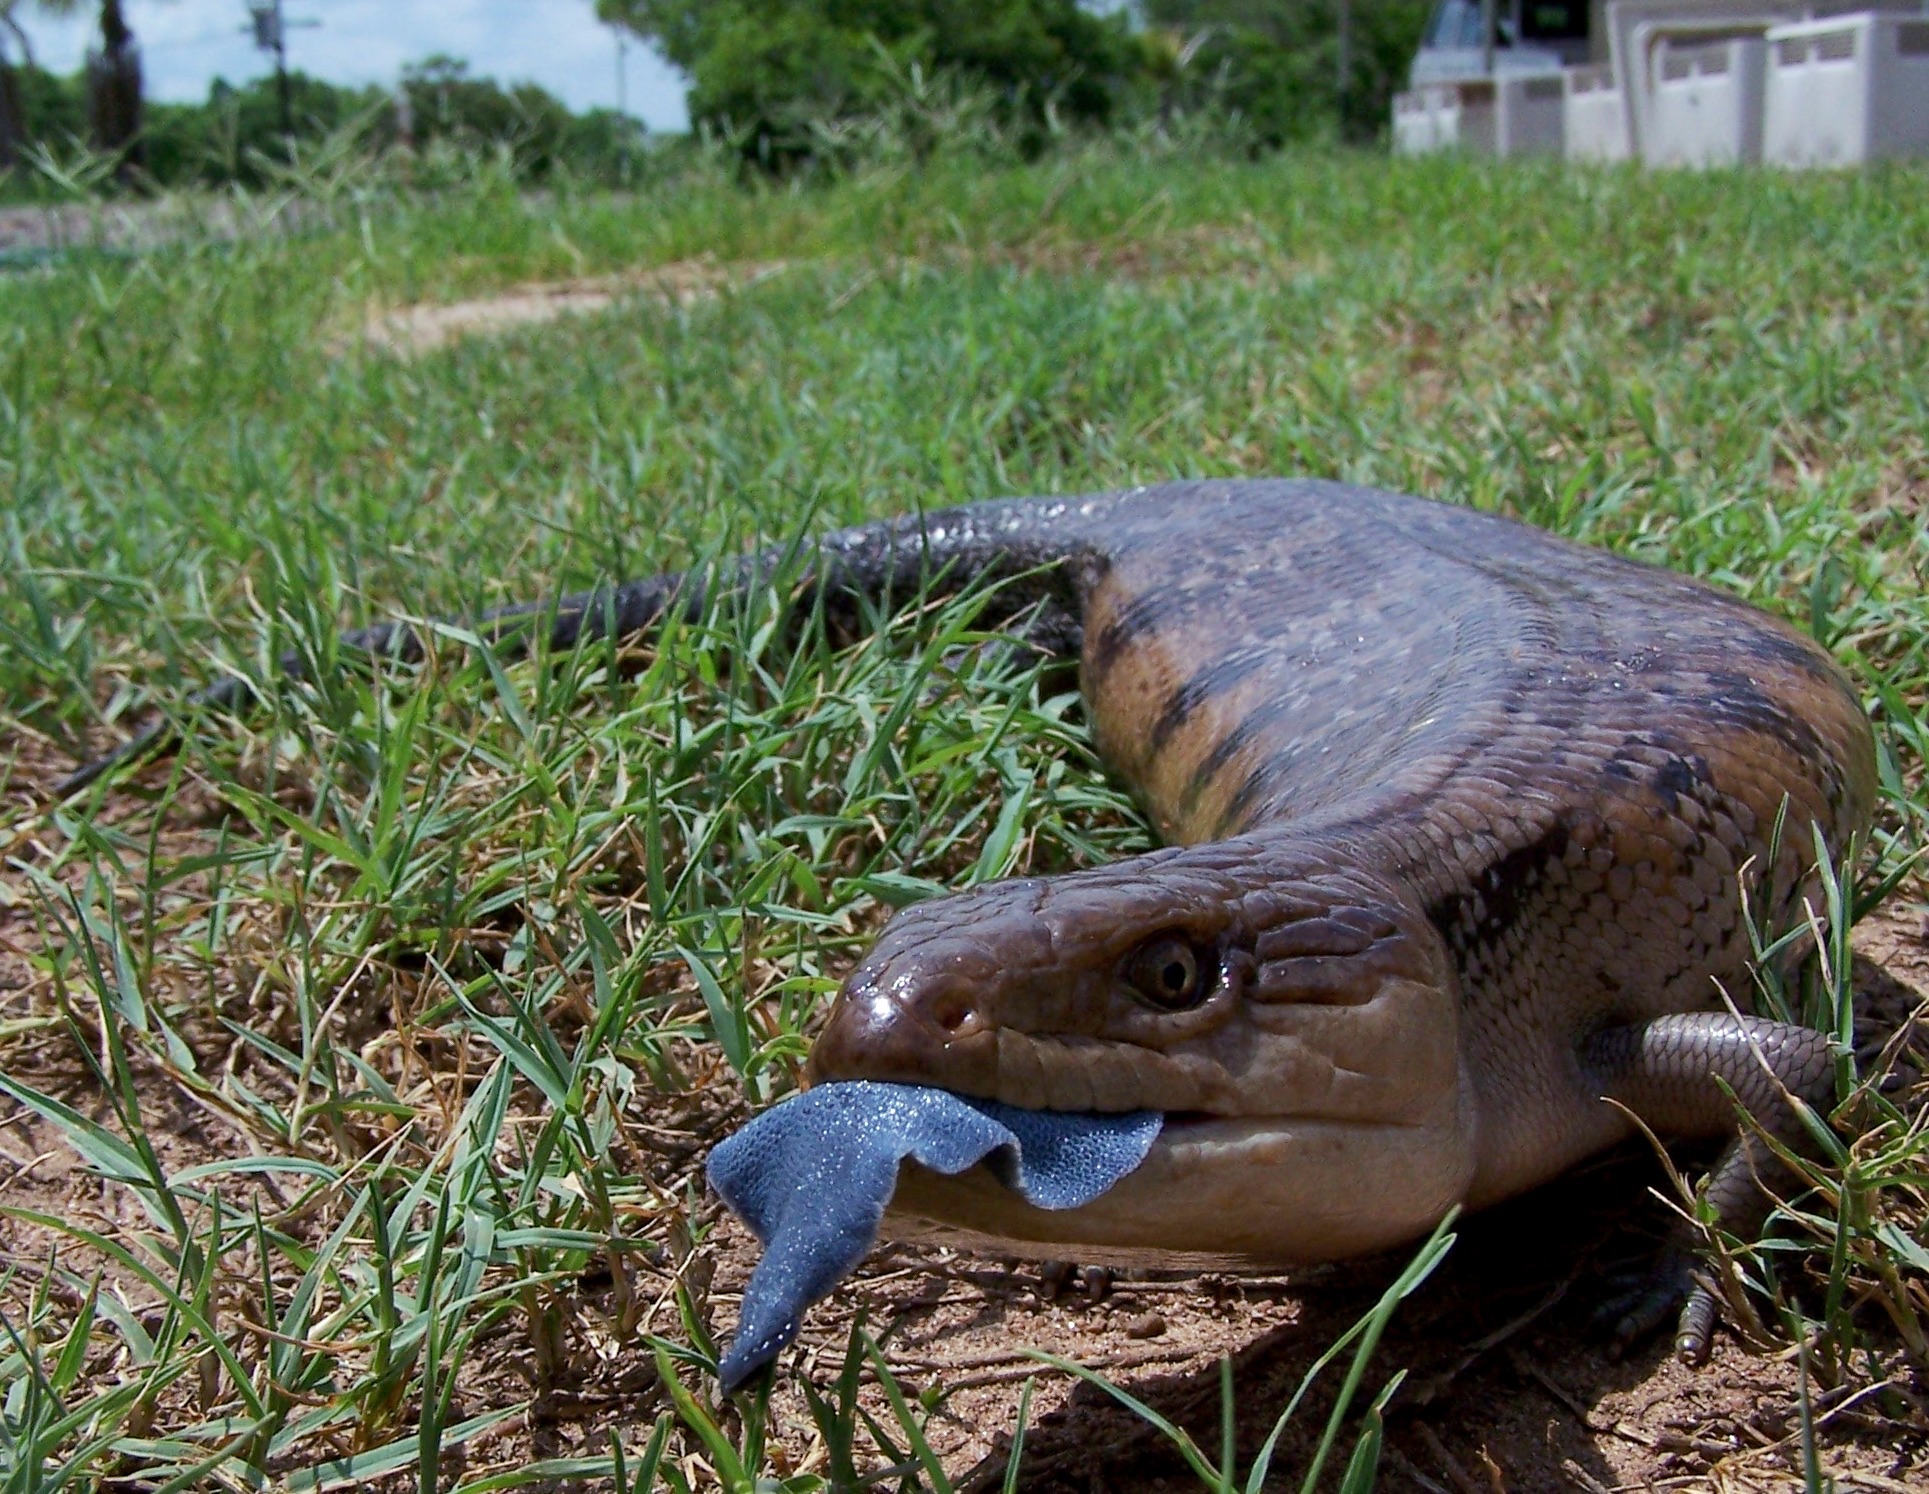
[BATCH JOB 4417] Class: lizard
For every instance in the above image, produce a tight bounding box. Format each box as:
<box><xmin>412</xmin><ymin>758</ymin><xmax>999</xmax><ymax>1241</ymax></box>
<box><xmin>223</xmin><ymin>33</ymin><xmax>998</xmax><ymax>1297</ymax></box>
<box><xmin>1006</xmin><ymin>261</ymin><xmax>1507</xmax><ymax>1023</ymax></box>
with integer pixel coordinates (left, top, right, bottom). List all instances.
<box><xmin>61</xmin><ymin>478</ymin><xmax>1877</xmax><ymax>1357</ymax></box>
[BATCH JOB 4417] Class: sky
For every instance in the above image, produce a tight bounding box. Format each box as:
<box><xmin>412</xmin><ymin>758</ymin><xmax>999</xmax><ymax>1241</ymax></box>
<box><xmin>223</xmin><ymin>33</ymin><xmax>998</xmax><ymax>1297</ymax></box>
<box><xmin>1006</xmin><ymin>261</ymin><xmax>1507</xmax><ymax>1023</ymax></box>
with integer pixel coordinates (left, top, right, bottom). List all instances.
<box><xmin>11</xmin><ymin>0</ymin><xmax>692</xmax><ymax>133</ymax></box>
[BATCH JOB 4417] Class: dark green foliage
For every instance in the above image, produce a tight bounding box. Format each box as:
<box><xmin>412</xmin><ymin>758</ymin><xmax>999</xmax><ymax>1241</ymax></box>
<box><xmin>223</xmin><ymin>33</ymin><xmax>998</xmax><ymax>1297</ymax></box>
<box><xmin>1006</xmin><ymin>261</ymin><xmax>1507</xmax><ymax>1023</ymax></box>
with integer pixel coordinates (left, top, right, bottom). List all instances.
<box><xmin>12</xmin><ymin>60</ymin><xmax>87</xmax><ymax>150</ymax></box>
<box><xmin>401</xmin><ymin>55</ymin><xmax>572</xmax><ymax>176</ymax></box>
<box><xmin>143</xmin><ymin>71</ymin><xmax>388</xmax><ymax>187</ymax></box>
<box><xmin>1145</xmin><ymin>0</ymin><xmax>1431</xmax><ymax>143</ymax></box>
<box><xmin>599</xmin><ymin>0</ymin><xmax>1147</xmax><ymax>163</ymax></box>
<box><xmin>395</xmin><ymin>59</ymin><xmax>649</xmax><ymax>183</ymax></box>
<box><xmin>598</xmin><ymin>0</ymin><xmax>1430</xmax><ymax>162</ymax></box>
<box><xmin>6</xmin><ymin>2</ymin><xmax>1438</xmax><ymax>194</ymax></box>
<box><xmin>555</xmin><ymin>107</ymin><xmax>657</xmax><ymax>186</ymax></box>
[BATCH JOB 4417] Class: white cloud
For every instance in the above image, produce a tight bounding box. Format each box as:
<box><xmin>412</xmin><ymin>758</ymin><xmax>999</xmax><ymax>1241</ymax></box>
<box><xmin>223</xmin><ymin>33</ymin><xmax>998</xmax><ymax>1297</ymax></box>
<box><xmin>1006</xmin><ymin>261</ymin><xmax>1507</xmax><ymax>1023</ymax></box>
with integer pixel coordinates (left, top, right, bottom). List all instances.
<box><xmin>13</xmin><ymin>0</ymin><xmax>690</xmax><ymax>132</ymax></box>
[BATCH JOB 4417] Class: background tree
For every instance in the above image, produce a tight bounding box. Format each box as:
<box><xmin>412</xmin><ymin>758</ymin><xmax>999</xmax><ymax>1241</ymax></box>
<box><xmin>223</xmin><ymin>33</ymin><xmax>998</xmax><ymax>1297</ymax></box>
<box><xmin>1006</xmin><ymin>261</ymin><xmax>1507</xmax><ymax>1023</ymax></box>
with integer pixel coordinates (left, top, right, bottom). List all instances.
<box><xmin>396</xmin><ymin>55</ymin><xmax>644</xmax><ymax>180</ymax></box>
<box><xmin>2</xmin><ymin>49</ymin><xmax>648</xmax><ymax>197</ymax></box>
<box><xmin>598</xmin><ymin>0</ymin><xmax>1146</xmax><ymax>163</ymax></box>
<box><xmin>1140</xmin><ymin>0</ymin><xmax>1428</xmax><ymax>142</ymax></box>
<box><xmin>86</xmin><ymin>0</ymin><xmax>140</xmax><ymax>170</ymax></box>
<box><xmin>0</xmin><ymin>3</ymin><xmax>29</xmax><ymax>167</ymax></box>
<box><xmin>141</xmin><ymin>68</ymin><xmax>385</xmax><ymax>184</ymax></box>
<box><xmin>12</xmin><ymin>0</ymin><xmax>145</xmax><ymax>169</ymax></box>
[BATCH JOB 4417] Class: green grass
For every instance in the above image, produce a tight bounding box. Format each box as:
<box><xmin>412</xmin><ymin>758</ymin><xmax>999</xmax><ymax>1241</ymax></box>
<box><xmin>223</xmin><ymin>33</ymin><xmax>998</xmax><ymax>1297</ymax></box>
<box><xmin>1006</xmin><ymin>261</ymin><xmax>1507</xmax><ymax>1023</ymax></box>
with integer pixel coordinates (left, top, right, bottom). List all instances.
<box><xmin>0</xmin><ymin>139</ymin><xmax>1926</xmax><ymax>1489</ymax></box>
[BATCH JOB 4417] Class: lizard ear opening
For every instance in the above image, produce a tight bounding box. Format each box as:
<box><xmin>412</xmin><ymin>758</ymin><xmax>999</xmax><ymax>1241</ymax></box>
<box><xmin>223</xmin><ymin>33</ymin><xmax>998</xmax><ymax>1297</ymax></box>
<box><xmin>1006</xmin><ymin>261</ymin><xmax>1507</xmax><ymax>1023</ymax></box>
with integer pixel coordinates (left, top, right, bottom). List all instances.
<box><xmin>1125</xmin><ymin>935</ymin><xmax>1210</xmax><ymax>1011</ymax></box>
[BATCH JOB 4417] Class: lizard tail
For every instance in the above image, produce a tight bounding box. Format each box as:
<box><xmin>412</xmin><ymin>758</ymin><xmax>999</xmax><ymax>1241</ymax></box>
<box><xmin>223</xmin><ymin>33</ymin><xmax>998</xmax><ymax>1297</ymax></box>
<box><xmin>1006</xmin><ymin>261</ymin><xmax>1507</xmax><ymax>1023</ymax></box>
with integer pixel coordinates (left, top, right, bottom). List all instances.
<box><xmin>50</xmin><ymin>584</ymin><xmax>694</xmax><ymax>799</ymax></box>
<box><xmin>51</xmin><ymin>501</ymin><xmax>1088</xmax><ymax>799</ymax></box>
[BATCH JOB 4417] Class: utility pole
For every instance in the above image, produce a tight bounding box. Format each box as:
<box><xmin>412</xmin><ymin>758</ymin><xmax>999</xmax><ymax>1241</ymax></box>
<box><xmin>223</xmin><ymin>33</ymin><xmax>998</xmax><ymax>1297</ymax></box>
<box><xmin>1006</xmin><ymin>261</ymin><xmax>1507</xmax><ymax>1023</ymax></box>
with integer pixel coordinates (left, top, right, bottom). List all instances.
<box><xmin>91</xmin><ymin>0</ymin><xmax>144</xmax><ymax>173</ymax></box>
<box><xmin>614</xmin><ymin>25</ymin><xmax>629</xmax><ymax>116</ymax></box>
<box><xmin>245</xmin><ymin>0</ymin><xmax>319</xmax><ymax>140</ymax></box>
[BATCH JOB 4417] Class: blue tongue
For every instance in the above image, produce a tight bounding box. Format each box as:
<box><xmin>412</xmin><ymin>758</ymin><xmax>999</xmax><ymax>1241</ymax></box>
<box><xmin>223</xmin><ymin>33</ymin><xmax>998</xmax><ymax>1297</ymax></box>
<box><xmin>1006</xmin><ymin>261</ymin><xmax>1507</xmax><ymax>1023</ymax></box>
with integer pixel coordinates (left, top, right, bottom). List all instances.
<box><xmin>706</xmin><ymin>1080</ymin><xmax>1161</xmax><ymax>1389</ymax></box>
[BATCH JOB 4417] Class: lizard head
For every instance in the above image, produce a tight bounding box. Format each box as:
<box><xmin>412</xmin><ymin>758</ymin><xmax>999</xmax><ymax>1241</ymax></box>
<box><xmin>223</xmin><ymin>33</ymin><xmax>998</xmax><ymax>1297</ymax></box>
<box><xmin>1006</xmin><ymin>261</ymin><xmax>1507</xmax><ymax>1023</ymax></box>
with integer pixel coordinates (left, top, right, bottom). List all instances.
<box><xmin>805</xmin><ymin>839</ymin><xmax>1478</xmax><ymax>1264</ymax></box>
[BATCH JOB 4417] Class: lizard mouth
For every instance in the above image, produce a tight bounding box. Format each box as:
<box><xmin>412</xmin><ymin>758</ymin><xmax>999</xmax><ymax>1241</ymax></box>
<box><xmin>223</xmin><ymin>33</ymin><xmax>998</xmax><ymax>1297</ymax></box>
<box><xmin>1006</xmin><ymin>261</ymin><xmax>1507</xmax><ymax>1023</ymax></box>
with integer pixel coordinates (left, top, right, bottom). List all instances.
<box><xmin>881</xmin><ymin>1103</ymin><xmax>1476</xmax><ymax>1267</ymax></box>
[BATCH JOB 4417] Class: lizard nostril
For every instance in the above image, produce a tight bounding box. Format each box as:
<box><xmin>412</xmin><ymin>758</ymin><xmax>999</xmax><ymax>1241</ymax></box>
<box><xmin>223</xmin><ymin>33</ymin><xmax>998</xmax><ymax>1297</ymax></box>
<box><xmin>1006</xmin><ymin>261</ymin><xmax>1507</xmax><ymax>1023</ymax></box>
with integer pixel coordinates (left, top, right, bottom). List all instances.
<box><xmin>930</xmin><ymin>995</ymin><xmax>976</xmax><ymax>1034</ymax></box>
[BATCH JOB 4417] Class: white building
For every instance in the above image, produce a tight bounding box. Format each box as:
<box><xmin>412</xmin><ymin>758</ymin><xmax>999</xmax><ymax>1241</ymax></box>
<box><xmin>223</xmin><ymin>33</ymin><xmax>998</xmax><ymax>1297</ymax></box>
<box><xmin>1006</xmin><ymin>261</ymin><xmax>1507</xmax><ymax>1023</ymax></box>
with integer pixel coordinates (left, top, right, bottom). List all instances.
<box><xmin>1392</xmin><ymin>0</ymin><xmax>1929</xmax><ymax>167</ymax></box>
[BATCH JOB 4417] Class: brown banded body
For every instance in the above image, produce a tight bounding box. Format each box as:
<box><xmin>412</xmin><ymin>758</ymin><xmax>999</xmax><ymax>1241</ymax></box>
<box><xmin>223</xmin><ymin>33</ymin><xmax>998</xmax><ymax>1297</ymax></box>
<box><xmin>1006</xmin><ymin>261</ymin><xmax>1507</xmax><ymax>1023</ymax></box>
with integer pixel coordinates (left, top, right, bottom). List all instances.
<box><xmin>67</xmin><ymin>479</ymin><xmax>1876</xmax><ymax>1354</ymax></box>
<box><xmin>797</xmin><ymin>481</ymin><xmax>1873</xmax><ymax>1355</ymax></box>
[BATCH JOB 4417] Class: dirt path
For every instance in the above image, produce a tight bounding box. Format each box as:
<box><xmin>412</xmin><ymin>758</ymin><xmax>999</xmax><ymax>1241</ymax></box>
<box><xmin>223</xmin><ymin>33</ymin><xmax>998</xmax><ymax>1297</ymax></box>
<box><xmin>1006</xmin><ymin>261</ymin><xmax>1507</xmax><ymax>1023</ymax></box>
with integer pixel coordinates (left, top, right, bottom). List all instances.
<box><xmin>334</xmin><ymin>223</ymin><xmax>1281</xmax><ymax>356</ymax></box>
<box><xmin>346</xmin><ymin>258</ymin><xmax>793</xmax><ymax>355</ymax></box>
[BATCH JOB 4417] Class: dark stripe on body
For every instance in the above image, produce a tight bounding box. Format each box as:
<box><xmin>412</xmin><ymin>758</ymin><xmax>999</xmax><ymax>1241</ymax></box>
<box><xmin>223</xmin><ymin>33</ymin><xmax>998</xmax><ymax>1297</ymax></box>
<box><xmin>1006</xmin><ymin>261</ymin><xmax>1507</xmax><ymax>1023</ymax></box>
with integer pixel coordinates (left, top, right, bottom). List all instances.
<box><xmin>1087</xmin><ymin>587</ymin><xmax>1195</xmax><ymax>679</ymax></box>
<box><xmin>1179</xmin><ymin>692</ymin><xmax>1304</xmax><ymax>819</ymax></box>
<box><xmin>1150</xmin><ymin>648</ymin><xmax>1271</xmax><ymax>755</ymax></box>
<box><xmin>1425</xmin><ymin>823</ymin><xmax>1572</xmax><ymax>959</ymax></box>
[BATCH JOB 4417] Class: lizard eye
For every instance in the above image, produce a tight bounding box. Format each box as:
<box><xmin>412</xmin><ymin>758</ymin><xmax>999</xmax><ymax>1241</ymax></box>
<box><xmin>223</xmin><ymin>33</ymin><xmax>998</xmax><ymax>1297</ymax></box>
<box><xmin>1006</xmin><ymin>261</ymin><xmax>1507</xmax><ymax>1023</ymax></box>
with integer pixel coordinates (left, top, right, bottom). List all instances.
<box><xmin>1125</xmin><ymin>936</ymin><xmax>1207</xmax><ymax>1011</ymax></box>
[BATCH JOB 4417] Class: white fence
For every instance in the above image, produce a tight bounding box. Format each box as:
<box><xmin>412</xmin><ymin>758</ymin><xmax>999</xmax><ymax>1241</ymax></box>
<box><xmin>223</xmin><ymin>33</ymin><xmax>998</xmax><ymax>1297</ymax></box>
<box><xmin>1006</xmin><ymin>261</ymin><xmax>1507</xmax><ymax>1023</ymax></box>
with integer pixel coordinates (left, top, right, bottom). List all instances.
<box><xmin>1393</xmin><ymin>3</ymin><xmax>1929</xmax><ymax>167</ymax></box>
<box><xmin>1394</xmin><ymin>83</ymin><xmax>1497</xmax><ymax>155</ymax></box>
<box><xmin>1391</xmin><ymin>76</ymin><xmax>1566</xmax><ymax>157</ymax></box>
<box><xmin>1496</xmin><ymin>74</ymin><xmax>1569</xmax><ymax>154</ymax></box>
<box><xmin>1648</xmin><ymin>36</ymin><xmax>1769</xmax><ymax>164</ymax></box>
<box><xmin>1763</xmin><ymin>13</ymin><xmax>1929</xmax><ymax>162</ymax></box>
<box><xmin>1564</xmin><ymin>65</ymin><xmax>1634</xmax><ymax>159</ymax></box>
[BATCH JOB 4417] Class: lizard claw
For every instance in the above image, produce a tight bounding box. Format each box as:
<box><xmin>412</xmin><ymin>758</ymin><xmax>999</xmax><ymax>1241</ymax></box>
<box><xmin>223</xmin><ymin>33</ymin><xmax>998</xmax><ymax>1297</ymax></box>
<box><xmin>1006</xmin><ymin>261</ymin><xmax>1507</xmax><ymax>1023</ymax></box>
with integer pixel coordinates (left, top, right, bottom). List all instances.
<box><xmin>1589</xmin><ymin>1245</ymin><xmax>1721</xmax><ymax>1364</ymax></box>
<box><xmin>1589</xmin><ymin>1243</ymin><xmax>1692</xmax><ymax>1360</ymax></box>
<box><xmin>1672</xmin><ymin>1281</ymin><xmax>1720</xmax><ymax>1365</ymax></box>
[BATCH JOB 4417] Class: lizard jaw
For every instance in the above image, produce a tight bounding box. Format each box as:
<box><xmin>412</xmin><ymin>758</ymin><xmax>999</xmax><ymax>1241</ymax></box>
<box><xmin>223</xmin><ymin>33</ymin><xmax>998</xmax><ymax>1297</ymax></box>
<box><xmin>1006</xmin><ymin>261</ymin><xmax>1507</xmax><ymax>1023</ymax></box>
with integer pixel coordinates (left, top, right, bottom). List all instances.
<box><xmin>879</xmin><ymin>1091</ymin><xmax>1479</xmax><ymax>1267</ymax></box>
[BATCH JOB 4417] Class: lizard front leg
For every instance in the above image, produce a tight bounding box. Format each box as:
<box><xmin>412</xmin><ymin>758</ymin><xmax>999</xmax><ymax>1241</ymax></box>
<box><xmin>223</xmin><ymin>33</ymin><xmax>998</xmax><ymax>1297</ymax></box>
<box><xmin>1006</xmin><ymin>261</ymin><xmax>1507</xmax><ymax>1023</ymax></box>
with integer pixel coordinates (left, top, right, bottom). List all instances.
<box><xmin>1583</xmin><ymin>1013</ymin><xmax>1836</xmax><ymax>1359</ymax></box>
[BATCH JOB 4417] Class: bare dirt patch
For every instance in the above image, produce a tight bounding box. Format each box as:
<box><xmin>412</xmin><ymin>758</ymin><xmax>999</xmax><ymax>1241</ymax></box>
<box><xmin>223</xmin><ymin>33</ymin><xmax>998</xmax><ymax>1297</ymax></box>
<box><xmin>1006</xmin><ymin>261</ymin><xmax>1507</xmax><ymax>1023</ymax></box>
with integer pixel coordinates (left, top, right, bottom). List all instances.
<box><xmin>334</xmin><ymin>225</ymin><xmax>1304</xmax><ymax>360</ymax></box>
<box><xmin>342</xmin><ymin>258</ymin><xmax>794</xmax><ymax>356</ymax></box>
